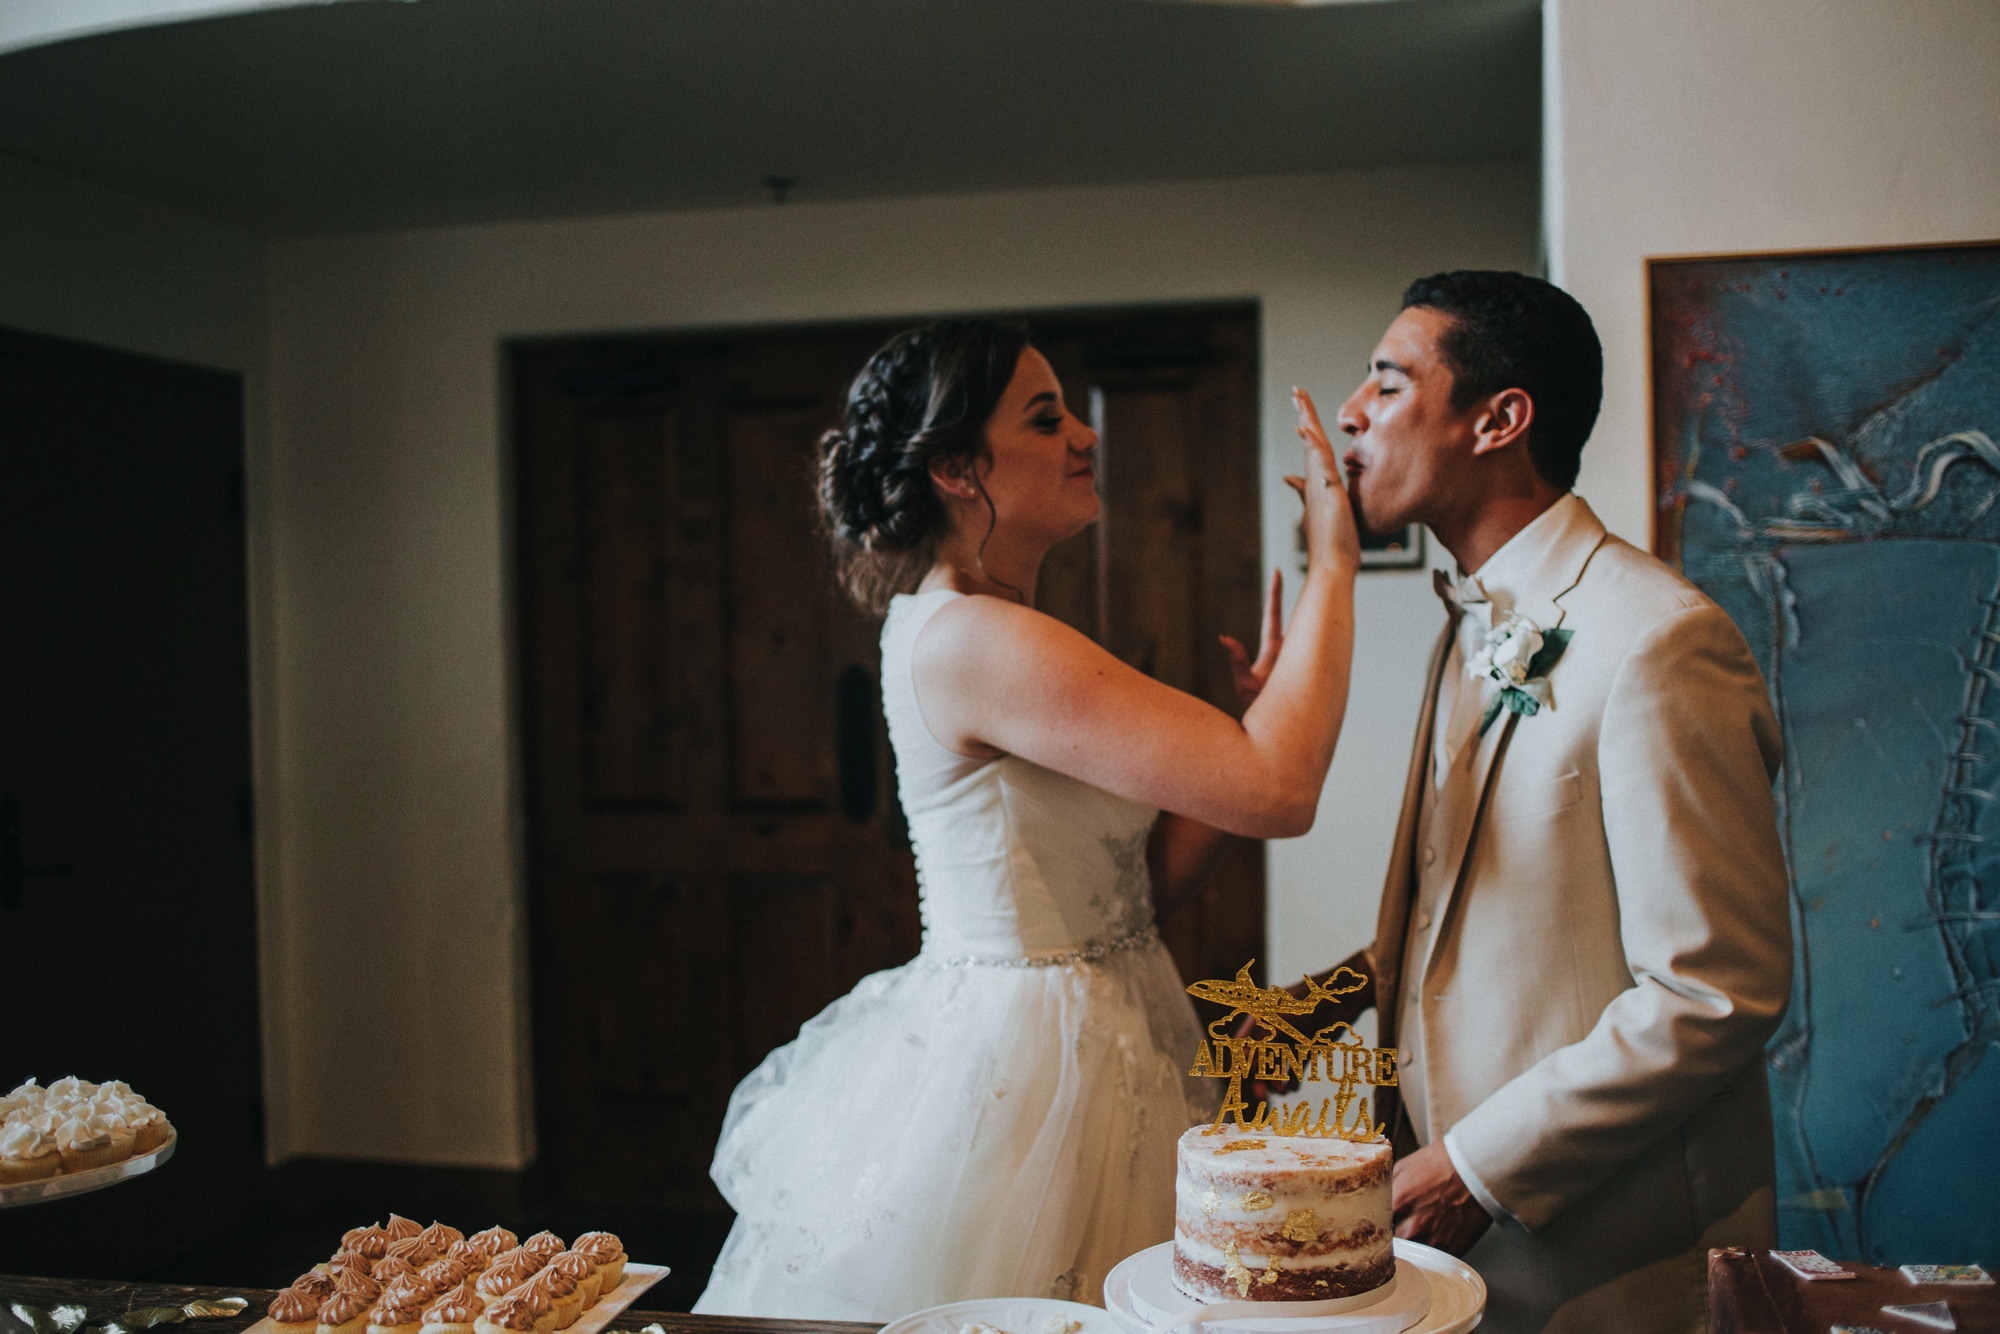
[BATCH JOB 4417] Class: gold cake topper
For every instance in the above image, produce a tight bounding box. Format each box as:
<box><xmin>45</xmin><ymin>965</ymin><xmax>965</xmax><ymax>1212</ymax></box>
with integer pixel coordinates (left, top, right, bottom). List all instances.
<box><xmin>1186</xmin><ymin>960</ymin><xmax>1398</xmax><ymax>1141</ymax></box>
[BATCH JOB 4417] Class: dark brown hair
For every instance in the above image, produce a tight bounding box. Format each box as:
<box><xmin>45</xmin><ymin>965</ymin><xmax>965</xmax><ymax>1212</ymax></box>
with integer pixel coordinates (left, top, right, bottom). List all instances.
<box><xmin>817</xmin><ymin>319</ymin><xmax>1031</xmax><ymax>613</ymax></box>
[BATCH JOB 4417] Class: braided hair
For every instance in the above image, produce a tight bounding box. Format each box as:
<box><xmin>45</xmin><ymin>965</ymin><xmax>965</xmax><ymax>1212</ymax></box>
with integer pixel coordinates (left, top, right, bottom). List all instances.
<box><xmin>818</xmin><ymin>319</ymin><xmax>1030</xmax><ymax>614</ymax></box>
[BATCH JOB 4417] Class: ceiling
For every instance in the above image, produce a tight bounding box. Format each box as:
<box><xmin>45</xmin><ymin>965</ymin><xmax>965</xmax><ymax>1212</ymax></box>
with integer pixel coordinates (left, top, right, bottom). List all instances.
<box><xmin>0</xmin><ymin>0</ymin><xmax>1539</xmax><ymax>236</ymax></box>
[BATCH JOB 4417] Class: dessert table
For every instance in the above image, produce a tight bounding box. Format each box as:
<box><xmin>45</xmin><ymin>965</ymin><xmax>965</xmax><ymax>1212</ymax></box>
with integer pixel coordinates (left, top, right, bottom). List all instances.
<box><xmin>0</xmin><ymin>1278</ymin><xmax>880</xmax><ymax>1334</ymax></box>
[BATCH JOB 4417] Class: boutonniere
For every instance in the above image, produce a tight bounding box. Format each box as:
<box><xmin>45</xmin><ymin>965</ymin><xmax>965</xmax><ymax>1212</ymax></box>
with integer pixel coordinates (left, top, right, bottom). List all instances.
<box><xmin>1468</xmin><ymin>611</ymin><xmax>1574</xmax><ymax>736</ymax></box>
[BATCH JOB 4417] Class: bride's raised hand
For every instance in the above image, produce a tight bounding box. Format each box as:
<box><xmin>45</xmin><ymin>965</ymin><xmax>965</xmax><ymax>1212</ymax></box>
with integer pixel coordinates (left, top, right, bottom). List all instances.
<box><xmin>1219</xmin><ymin>568</ymin><xmax>1285</xmax><ymax>708</ymax></box>
<box><xmin>1286</xmin><ymin>387</ymin><xmax>1362</xmax><ymax>577</ymax></box>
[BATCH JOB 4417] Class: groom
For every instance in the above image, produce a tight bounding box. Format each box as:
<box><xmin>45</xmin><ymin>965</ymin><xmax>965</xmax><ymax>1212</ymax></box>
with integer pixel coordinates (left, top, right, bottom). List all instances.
<box><xmin>1300</xmin><ymin>272</ymin><xmax>1792</xmax><ymax>1332</ymax></box>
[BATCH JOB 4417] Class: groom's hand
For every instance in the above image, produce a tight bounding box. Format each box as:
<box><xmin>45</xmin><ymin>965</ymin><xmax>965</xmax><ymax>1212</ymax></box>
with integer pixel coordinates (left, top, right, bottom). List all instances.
<box><xmin>1391</xmin><ymin>1141</ymin><xmax>1492</xmax><ymax>1257</ymax></box>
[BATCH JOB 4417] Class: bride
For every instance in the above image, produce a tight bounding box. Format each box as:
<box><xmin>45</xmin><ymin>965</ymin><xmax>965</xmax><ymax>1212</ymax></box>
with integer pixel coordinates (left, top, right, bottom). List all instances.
<box><xmin>693</xmin><ymin>319</ymin><xmax>1360</xmax><ymax>1320</ymax></box>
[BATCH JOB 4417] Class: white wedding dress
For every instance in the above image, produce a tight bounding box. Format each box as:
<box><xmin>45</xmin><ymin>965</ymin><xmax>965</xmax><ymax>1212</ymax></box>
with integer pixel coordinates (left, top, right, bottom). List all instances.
<box><xmin>693</xmin><ymin>589</ymin><xmax>1217</xmax><ymax>1321</ymax></box>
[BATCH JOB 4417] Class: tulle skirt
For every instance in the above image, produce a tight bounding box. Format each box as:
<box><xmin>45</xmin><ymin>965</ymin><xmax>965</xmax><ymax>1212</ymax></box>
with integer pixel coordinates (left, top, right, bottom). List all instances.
<box><xmin>692</xmin><ymin>940</ymin><xmax>1217</xmax><ymax>1321</ymax></box>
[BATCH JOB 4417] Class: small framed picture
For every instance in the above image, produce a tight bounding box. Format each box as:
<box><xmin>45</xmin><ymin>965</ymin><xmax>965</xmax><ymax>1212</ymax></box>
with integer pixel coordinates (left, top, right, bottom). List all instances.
<box><xmin>1296</xmin><ymin>520</ymin><xmax>1426</xmax><ymax>571</ymax></box>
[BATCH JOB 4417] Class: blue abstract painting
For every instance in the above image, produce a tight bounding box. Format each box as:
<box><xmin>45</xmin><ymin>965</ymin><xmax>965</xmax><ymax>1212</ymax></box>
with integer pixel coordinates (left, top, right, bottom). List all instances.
<box><xmin>1651</xmin><ymin>242</ymin><xmax>2000</xmax><ymax>1265</ymax></box>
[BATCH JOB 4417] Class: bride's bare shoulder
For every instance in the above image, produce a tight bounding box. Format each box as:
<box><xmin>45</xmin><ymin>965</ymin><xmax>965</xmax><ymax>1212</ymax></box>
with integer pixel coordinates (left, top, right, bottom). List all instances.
<box><xmin>914</xmin><ymin>593</ymin><xmax>1090</xmax><ymax>674</ymax></box>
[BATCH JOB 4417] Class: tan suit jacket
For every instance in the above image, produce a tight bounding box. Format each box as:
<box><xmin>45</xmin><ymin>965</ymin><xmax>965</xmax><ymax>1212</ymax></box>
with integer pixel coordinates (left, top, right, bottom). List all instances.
<box><xmin>1375</xmin><ymin>496</ymin><xmax>1792</xmax><ymax>1333</ymax></box>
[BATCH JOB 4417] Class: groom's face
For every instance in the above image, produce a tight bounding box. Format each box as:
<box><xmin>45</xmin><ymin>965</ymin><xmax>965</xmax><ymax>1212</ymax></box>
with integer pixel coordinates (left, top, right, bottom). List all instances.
<box><xmin>1335</xmin><ymin>306</ymin><xmax>1481</xmax><ymax>537</ymax></box>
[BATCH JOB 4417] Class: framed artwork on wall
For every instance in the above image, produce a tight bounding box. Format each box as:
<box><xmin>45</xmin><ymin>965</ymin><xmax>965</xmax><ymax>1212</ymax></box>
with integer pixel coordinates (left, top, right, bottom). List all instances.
<box><xmin>1295</xmin><ymin>519</ymin><xmax>1426</xmax><ymax>572</ymax></box>
<box><xmin>1649</xmin><ymin>239</ymin><xmax>2000</xmax><ymax>1266</ymax></box>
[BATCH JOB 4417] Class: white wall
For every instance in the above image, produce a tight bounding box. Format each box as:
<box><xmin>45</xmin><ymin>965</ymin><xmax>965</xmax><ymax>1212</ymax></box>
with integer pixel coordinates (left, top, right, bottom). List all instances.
<box><xmin>1546</xmin><ymin>0</ymin><xmax>2000</xmax><ymax>547</ymax></box>
<box><xmin>261</xmin><ymin>162</ymin><xmax>1537</xmax><ymax>1165</ymax></box>
<box><xmin>0</xmin><ymin>151</ymin><xmax>292</xmax><ymax>1160</ymax></box>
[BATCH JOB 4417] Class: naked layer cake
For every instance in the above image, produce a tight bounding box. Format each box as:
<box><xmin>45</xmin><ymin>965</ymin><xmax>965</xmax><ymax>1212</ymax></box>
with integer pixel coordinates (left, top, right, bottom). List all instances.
<box><xmin>1171</xmin><ymin>1124</ymin><xmax>1394</xmax><ymax>1302</ymax></box>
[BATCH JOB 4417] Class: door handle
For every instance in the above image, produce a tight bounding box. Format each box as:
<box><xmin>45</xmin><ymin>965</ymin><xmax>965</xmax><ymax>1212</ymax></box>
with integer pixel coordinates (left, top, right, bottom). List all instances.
<box><xmin>1</xmin><ymin>794</ymin><xmax>75</xmax><ymax>911</ymax></box>
<box><xmin>835</xmin><ymin>664</ymin><xmax>878</xmax><ymax>824</ymax></box>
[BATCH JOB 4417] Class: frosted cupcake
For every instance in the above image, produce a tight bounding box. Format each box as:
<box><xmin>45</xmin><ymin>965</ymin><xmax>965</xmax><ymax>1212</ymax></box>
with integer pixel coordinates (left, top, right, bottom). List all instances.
<box><xmin>334</xmin><ymin>1269</ymin><xmax>384</xmax><ymax>1301</ymax></box>
<box><xmin>388</xmin><ymin>1236</ymin><xmax>439</xmax><ymax>1269</ymax></box>
<box><xmin>519</xmin><ymin>1233</ymin><xmax>566</xmax><ymax>1267</ymax></box>
<box><xmin>467</xmin><ymin>1227</ymin><xmax>517</xmax><ymax>1260</ymax></box>
<box><xmin>569</xmin><ymin>1234</ymin><xmax>625</xmax><ymax>1296</ymax></box>
<box><xmin>318</xmin><ymin>1289</ymin><xmax>373</xmax><ymax>1334</ymax></box>
<box><xmin>366</xmin><ymin>1287</ymin><xmax>429</xmax><ymax>1334</ymax></box>
<box><xmin>56</xmin><ymin>1110</ymin><xmax>133</xmax><ymax>1174</ymax></box>
<box><xmin>268</xmin><ymin>1287</ymin><xmax>322</xmax><ymax>1334</ymax></box>
<box><xmin>445</xmin><ymin>1240</ymin><xmax>490</xmax><ymax>1282</ymax></box>
<box><xmin>421</xmin><ymin>1258</ymin><xmax>469</xmax><ymax>1294</ymax></box>
<box><xmin>421</xmin><ymin>1284</ymin><xmax>484</xmax><ymax>1334</ymax></box>
<box><xmin>475</xmin><ymin>1255</ymin><xmax>528</xmax><ymax>1300</ymax></box>
<box><xmin>472</xmin><ymin>1292</ymin><xmax>536</xmax><ymax>1334</ymax></box>
<box><xmin>384</xmin><ymin>1214</ymin><xmax>425</xmax><ymax>1242</ymax></box>
<box><xmin>523</xmin><ymin>1268</ymin><xmax>579</xmax><ymax>1331</ymax></box>
<box><xmin>292</xmin><ymin>1273</ymin><xmax>339</xmax><ymax>1302</ymax></box>
<box><xmin>372</xmin><ymin>1257</ymin><xmax>420</xmax><ymax>1287</ymax></box>
<box><xmin>420</xmin><ymin>1223</ymin><xmax>465</xmax><ymax>1253</ymax></box>
<box><xmin>547</xmin><ymin>1254</ymin><xmax>599</xmax><ymax>1311</ymax></box>
<box><xmin>0</xmin><ymin>1116</ymin><xmax>61</xmax><ymax>1184</ymax></box>
<box><xmin>345</xmin><ymin>1225</ymin><xmax>393</xmax><ymax>1261</ymax></box>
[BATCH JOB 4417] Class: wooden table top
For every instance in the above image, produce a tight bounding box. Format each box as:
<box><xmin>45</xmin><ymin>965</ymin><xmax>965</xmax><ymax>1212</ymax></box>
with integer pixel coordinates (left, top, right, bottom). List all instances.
<box><xmin>0</xmin><ymin>1277</ymin><xmax>880</xmax><ymax>1334</ymax></box>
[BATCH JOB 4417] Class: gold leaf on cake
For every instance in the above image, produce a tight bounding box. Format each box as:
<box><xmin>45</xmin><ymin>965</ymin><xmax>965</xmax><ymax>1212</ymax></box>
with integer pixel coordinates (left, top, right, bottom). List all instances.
<box><xmin>1223</xmin><ymin>1242</ymin><xmax>1253</xmax><ymax>1298</ymax></box>
<box><xmin>1282</xmin><ymin>1208</ymin><xmax>1321</xmax><ymax>1242</ymax></box>
<box><xmin>1259</xmin><ymin>1258</ymin><xmax>1281</xmax><ymax>1286</ymax></box>
<box><xmin>1215</xmin><ymin>1139</ymin><xmax>1267</xmax><ymax>1155</ymax></box>
<box><xmin>1236</xmin><ymin>1191</ymin><xmax>1274</xmax><ymax>1212</ymax></box>
<box><xmin>1199</xmin><ymin>1186</ymin><xmax>1222</xmax><ymax>1215</ymax></box>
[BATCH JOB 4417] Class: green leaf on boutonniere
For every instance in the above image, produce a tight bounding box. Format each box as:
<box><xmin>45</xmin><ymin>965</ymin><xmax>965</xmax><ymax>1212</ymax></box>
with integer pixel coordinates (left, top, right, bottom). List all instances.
<box><xmin>1525</xmin><ymin>627</ymin><xmax>1573</xmax><ymax>679</ymax></box>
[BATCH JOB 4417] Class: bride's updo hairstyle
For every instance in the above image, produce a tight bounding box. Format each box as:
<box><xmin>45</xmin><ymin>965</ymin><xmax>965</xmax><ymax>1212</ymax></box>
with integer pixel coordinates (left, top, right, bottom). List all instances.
<box><xmin>818</xmin><ymin>318</ymin><xmax>1031</xmax><ymax>614</ymax></box>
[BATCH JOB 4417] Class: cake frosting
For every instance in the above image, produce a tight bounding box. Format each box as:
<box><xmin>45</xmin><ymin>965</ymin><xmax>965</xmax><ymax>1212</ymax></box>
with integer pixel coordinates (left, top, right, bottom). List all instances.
<box><xmin>1171</xmin><ymin>1123</ymin><xmax>1393</xmax><ymax>1302</ymax></box>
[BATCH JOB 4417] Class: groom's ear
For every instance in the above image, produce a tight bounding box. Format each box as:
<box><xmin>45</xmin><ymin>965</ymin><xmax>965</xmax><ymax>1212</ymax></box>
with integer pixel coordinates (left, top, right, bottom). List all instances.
<box><xmin>1468</xmin><ymin>387</ymin><xmax>1535</xmax><ymax>459</ymax></box>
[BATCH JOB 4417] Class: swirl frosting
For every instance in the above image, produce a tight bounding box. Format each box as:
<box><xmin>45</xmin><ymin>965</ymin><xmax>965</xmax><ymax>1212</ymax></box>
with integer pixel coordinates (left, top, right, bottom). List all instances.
<box><xmin>467</xmin><ymin>1227</ymin><xmax>516</xmax><ymax>1258</ymax></box>
<box><xmin>292</xmin><ymin>1273</ymin><xmax>339</xmax><ymax>1301</ymax></box>
<box><xmin>54</xmin><ymin>1113</ymin><xmax>114</xmax><ymax>1152</ymax></box>
<box><xmin>384</xmin><ymin>1215</ymin><xmax>424</xmax><ymax>1242</ymax></box>
<box><xmin>368</xmin><ymin>1290</ymin><xmax>429</xmax><ymax>1328</ymax></box>
<box><xmin>569</xmin><ymin>1234</ymin><xmax>623</xmax><ymax>1264</ymax></box>
<box><xmin>445</xmin><ymin>1241</ymin><xmax>488</xmax><ymax>1272</ymax></box>
<box><xmin>421</xmin><ymin>1259</ymin><xmax>469</xmax><ymax>1291</ymax></box>
<box><xmin>480</xmin><ymin>1295</ymin><xmax>537</xmax><ymax>1332</ymax></box>
<box><xmin>520</xmin><ymin>1232</ymin><xmax>565</xmax><ymax>1263</ymax></box>
<box><xmin>318</xmin><ymin>1291</ymin><xmax>373</xmax><ymax>1326</ymax></box>
<box><xmin>548</xmin><ymin>1254</ymin><xmax>593</xmax><ymax>1283</ymax></box>
<box><xmin>334</xmin><ymin>1269</ymin><xmax>383</xmax><ymax>1299</ymax></box>
<box><xmin>371</xmin><ymin>1257</ymin><xmax>418</xmax><ymax>1283</ymax></box>
<box><xmin>474</xmin><ymin>1261</ymin><xmax>522</xmax><ymax>1299</ymax></box>
<box><xmin>422</xmin><ymin>1283</ymin><xmax>483</xmax><ymax>1325</ymax></box>
<box><xmin>387</xmin><ymin>1237</ymin><xmax>438</xmax><ymax>1267</ymax></box>
<box><xmin>269</xmin><ymin>1290</ymin><xmax>321</xmax><ymax>1323</ymax></box>
<box><xmin>0</xmin><ymin>1119</ymin><xmax>57</xmax><ymax>1162</ymax></box>
<box><xmin>526</xmin><ymin>1267</ymin><xmax>574</xmax><ymax>1300</ymax></box>
<box><xmin>345</xmin><ymin>1227</ymin><xmax>392</xmax><ymax>1260</ymax></box>
<box><xmin>420</xmin><ymin>1223</ymin><xmax>465</xmax><ymax>1251</ymax></box>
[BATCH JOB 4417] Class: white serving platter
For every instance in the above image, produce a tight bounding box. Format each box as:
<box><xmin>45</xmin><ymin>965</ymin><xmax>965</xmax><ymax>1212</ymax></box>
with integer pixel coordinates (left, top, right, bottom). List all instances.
<box><xmin>0</xmin><ymin>1128</ymin><xmax>176</xmax><ymax>1209</ymax></box>
<box><xmin>1103</xmin><ymin>1241</ymin><xmax>1483</xmax><ymax>1334</ymax></box>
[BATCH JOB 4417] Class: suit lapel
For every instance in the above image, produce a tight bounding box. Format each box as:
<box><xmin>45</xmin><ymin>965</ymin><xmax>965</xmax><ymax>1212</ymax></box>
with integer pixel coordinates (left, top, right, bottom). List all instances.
<box><xmin>1413</xmin><ymin>498</ymin><xmax>1611</xmax><ymax>989</ymax></box>
<box><xmin>1372</xmin><ymin>613</ymin><xmax>1455</xmax><ymax>1047</ymax></box>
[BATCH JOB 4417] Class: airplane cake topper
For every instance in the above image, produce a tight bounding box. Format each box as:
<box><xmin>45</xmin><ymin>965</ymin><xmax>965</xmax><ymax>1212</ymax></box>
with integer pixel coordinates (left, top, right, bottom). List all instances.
<box><xmin>1186</xmin><ymin>961</ymin><xmax>1398</xmax><ymax>1142</ymax></box>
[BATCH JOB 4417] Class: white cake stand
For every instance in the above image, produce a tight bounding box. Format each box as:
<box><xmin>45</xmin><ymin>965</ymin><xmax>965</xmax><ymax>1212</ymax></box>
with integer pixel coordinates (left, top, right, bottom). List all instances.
<box><xmin>1103</xmin><ymin>1241</ymin><xmax>1483</xmax><ymax>1334</ymax></box>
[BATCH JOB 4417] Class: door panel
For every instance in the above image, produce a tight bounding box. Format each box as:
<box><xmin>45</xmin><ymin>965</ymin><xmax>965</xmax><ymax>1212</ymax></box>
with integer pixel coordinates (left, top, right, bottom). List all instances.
<box><xmin>514</xmin><ymin>305</ymin><xmax>1264</xmax><ymax>1215</ymax></box>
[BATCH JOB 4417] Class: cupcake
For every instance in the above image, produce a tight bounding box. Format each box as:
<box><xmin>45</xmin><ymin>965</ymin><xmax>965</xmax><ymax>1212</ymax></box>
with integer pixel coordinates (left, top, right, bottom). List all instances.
<box><xmin>0</xmin><ymin>1116</ymin><xmax>62</xmax><ymax>1184</ymax></box>
<box><xmin>367</xmin><ymin>1288</ymin><xmax>429</xmax><ymax>1334</ymax></box>
<box><xmin>293</xmin><ymin>1273</ymin><xmax>340</xmax><ymax>1302</ymax></box>
<box><xmin>475</xmin><ymin>1257</ymin><xmax>525</xmax><ymax>1300</ymax></box>
<box><xmin>513</xmin><ymin>1282</ymin><xmax>556</xmax><ymax>1334</ymax></box>
<box><xmin>372</xmin><ymin>1256</ymin><xmax>420</xmax><ymax>1286</ymax></box>
<box><xmin>547</xmin><ymin>1254</ymin><xmax>599</xmax><ymax>1311</ymax></box>
<box><xmin>384</xmin><ymin>1214</ymin><xmax>424</xmax><ymax>1242</ymax></box>
<box><xmin>420</xmin><ymin>1223</ymin><xmax>465</xmax><ymax>1252</ymax></box>
<box><xmin>388</xmin><ymin>1236</ymin><xmax>440</xmax><ymax>1269</ymax></box>
<box><xmin>268</xmin><ymin>1287</ymin><xmax>322</xmax><ymax>1334</ymax></box>
<box><xmin>472</xmin><ymin>1292</ymin><xmax>537</xmax><ymax>1334</ymax></box>
<box><xmin>445</xmin><ymin>1240</ymin><xmax>490</xmax><ymax>1280</ymax></box>
<box><xmin>520</xmin><ymin>1271</ymin><xmax>574</xmax><ymax>1333</ymax></box>
<box><xmin>125</xmin><ymin>1101</ymin><xmax>172</xmax><ymax>1155</ymax></box>
<box><xmin>317</xmin><ymin>1290</ymin><xmax>373</xmax><ymax>1334</ymax></box>
<box><xmin>519</xmin><ymin>1233</ymin><xmax>565</xmax><ymax>1266</ymax></box>
<box><xmin>345</xmin><ymin>1225</ymin><xmax>394</xmax><ymax>1260</ymax></box>
<box><xmin>421</xmin><ymin>1284</ymin><xmax>484</xmax><ymax>1334</ymax></box>
<box><xmin>421</xmin><ymin>1258</ymin><xmax>469</xmax><ymax>1294</ymax></box>
<box><xmin>55</xmin><ymin>1110</ymin><xmax>133</xmax><ymax>1174</ymax></box>
<box><xmin>334</xmin><ymin>1269</ymin><xmax>384</xmax><ymax>1301</ymax></box>
<box><xmin>328</xmin><ymin>1254</ymin><xmax>378</xmax><ymax>1286</ymax></box>
<box><xmin>382</xmin><ymin>1275</ymin><xmax>437</xmax><ymax>1308</ymax></box>
<box><xmin>569</xmin><ymin>1234</ymin><xmax>625</xmax><ymax>1296</ymax></box>
<box><xmin>467</xmin><ymin>1227</ymin><xmax>517</xmax><ymax>1260</ymax></box>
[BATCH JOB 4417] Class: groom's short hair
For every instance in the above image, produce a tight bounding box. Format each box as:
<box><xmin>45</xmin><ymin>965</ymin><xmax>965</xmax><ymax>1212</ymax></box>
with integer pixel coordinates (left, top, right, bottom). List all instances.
<box><xmin>1401</xmin><ymin>271</ymin><xmax>1603</xmax><ymax>490</ymax></box>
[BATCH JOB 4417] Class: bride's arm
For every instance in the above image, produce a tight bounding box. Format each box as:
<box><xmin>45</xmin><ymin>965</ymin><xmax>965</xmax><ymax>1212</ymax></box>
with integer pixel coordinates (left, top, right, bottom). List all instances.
<box><xmin>911</xmin><ymin>392</ymin><xmax>1359</xmax><ymax>839</ymax></box>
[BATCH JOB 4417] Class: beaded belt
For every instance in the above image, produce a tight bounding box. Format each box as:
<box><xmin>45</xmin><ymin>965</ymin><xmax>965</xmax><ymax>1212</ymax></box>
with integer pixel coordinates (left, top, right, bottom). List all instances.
<box><xmin>919</xmin><ymin>923</ymin><xmax>1161</xmax><ymax>970</ymax></box>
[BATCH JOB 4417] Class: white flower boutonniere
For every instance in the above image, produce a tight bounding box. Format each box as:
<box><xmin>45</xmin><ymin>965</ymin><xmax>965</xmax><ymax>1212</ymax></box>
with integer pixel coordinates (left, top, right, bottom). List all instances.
<box><xmin>1468</xmin><ymin>611</ymin><xmax>1574</xmax><ymax>736</ymax></box>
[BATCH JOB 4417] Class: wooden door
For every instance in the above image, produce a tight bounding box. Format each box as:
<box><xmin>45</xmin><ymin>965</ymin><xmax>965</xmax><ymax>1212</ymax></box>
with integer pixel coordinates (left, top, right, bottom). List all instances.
<box><xmin>513</xmin><ymin>305</ymin><xmax>1264</xmax><ymax>1216</ymax></box>
<box><xmin>0</xmin><ymin>326</ymin><xmax>262</xmax><ymax>1274</ymax></box>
